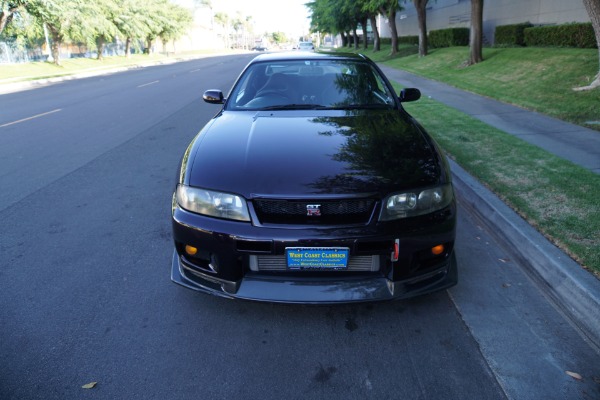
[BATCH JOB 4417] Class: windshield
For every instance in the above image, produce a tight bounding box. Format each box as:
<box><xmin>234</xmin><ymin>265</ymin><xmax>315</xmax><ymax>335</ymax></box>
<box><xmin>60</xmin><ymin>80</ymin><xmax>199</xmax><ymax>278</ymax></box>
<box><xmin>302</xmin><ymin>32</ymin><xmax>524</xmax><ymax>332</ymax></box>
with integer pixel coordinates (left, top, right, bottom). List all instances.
<box><xmin>226</xmin><ymin>59</ymin><xmax>397</xmax><ymax>111</ymax></box>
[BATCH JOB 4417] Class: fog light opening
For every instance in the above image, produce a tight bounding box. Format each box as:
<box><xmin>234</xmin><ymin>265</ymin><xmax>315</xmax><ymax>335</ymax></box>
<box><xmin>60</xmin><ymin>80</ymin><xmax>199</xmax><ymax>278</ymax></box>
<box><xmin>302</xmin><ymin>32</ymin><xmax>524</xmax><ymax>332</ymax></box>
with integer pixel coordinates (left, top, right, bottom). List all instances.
<box><xmin>208</xmin><ymin>254</ymin><xmax>219</xmax><ymax>273</ymax></box>
<box><xmin>431</xmin><ymin>244</ymin><xmax>445</xmax><ymax>256</ymax></box>
<box><xmin>185</xmin><ymin>245</ymin><xmax>198</xmax><ymax>256</ymax></box>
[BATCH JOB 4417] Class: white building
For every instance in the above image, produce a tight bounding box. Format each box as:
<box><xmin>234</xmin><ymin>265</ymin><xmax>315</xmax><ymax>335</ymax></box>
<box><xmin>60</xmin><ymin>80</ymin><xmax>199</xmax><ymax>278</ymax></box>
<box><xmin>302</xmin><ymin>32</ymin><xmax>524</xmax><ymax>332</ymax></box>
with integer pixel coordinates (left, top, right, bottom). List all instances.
<box><xmin>378</xmin><ymin>0</ymin><xmax>591</xmax><ymax>44</ymax></box>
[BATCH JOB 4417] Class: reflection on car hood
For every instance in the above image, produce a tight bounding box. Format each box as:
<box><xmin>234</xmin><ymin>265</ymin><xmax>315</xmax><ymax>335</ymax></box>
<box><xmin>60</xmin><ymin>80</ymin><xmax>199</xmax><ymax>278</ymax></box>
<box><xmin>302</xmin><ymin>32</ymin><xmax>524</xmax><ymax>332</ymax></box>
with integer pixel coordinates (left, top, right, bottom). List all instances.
<box><xmin>186</xmin><ymin>110</ymin><xmax>440</xmax><ymax>197</ymax></box>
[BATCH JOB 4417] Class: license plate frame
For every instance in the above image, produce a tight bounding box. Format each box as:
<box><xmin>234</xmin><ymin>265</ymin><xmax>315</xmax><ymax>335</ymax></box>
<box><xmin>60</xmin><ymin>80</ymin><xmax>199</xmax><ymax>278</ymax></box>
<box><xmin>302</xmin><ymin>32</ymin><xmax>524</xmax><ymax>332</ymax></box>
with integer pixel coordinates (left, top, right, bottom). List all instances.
<box><xmin>286</xmin><ymin>247</ymin><xmax>349</xmax><ymax>270</ymax></box>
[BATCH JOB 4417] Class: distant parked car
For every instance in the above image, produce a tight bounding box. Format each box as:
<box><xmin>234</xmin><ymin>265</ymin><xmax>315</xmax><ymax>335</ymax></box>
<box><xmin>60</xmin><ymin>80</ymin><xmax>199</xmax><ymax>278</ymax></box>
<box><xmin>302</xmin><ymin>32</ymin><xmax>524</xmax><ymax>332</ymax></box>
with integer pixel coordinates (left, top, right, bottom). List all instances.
<box><xmin>297</xmin><ymin>41</ymin><xmax>314</xmax><ymax>51</ymax></box>
<box><xmin>252</xmin><ymin>46</ymin><xmax>268</xmax><ymax>51</ymax></box>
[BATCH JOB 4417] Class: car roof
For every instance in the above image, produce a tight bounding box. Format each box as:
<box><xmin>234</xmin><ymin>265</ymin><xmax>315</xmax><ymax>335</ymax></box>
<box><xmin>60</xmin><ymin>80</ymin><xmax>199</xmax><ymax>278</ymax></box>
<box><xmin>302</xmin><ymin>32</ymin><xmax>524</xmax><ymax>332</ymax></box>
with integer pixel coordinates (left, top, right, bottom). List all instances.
<box><xmin>249</xmin><ymin>51</ymin><xmax>369</xmax><ymax>64</ymax></box>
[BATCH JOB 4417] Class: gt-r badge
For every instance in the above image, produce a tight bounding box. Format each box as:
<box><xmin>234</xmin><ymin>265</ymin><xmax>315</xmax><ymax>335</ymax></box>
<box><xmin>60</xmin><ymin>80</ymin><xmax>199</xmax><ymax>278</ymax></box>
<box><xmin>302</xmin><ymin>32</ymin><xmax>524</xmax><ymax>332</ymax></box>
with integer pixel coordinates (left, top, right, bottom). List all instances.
<box><xmin>306</xmin><ymin>204</ymin><xmax>321</xmax><ymax>216</ymax></box>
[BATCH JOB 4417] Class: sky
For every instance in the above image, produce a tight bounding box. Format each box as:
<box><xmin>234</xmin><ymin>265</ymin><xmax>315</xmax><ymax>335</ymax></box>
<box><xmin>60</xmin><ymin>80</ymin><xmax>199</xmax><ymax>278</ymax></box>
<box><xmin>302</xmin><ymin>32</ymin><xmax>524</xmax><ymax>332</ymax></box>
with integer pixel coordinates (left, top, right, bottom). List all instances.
<box><xmin>183</xmin><ymin>0</ymin><xmax>312</xmax><ymax>38</ymax></box>
<box><xmin>215</xmin><ymin>0</ymin><xmax>311</xmax><ymax>37</ymax></box>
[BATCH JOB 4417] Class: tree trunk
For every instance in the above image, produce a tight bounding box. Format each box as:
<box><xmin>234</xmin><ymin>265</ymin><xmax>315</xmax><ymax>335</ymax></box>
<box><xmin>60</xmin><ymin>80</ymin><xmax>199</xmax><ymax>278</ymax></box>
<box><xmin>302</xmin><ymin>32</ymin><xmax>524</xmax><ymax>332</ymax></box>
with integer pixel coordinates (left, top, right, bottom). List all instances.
<box><xmin>360</xmin><ymin>18</ymin><xmax>368</xmax><ymax>50</ymax></box>
<box><xmin>145</xmin><ymin>38</ymin><xmax>152</xmax><ymax>54</ymax></box>
<box><xmin>415</xmin><ymin>0</ymin><xmax>428</xmax><ymax>57</ymax></box>
<box><xmin>0</xmin><ymin>12</ymin><xmax>12</xmax><ymax>35</ymax></box>
<box><xmin>353</xmin><ymin>27</ymin><xmax>359</xmax><ymax>49</ymax></box>
<box><xmin>340</xmin><ymin>31</ymin><xmax>348</xmax><ymax>47</ymax></box>
<box><xmin>47</xmin><ymin>24</ymin><xmax>62</xmax><ymax>66</ymax></box>
<box><xmin>346</xmin><ymin>31</ymin><xmax>352</xmax><ymax>48</ymax></box>
<box><xmin>96</xmin><ymin>37</ymin><xmax>105</xmax><ymax>61</ymax></box>
<box><xmin>574</xmin><ymin>0</ymin><xmax>600</xmax><ymax>90</ymax></box>
<box><xmin>387</xmin><ymin>9</ymin><xmax>399</xmax><ymax>56</ymax></box>
<box><xmin>125</xmin><ymin>37</ymin><xmax>132</xmax><ymax>58</ymax></box>
<box><xmin>370</xmin><ymin>15</ymin><xmax>380</xmax><ymax>52</ymax></box>
<box><xmin>469</xmin><ymin>0</ymin><xmax>484</xmax><ymax>65</ymax></box>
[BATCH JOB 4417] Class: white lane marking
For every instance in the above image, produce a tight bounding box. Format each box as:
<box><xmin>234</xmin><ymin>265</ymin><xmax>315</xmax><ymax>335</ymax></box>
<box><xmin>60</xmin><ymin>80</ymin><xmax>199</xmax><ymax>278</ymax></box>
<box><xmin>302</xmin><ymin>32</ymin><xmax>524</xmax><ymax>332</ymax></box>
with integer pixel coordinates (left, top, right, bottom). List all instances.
<box><xmin>190</xmin><ymin>68</ymin><xmax>202</xmax><ymax>73</ymax></box>
<box><xmin>137</xmin><ymin>80</ymin><xmax>159</xmax><ymax>88</ymax></box>
<box><xmin>0</xmin><ymin>109</ymin><xmax>62</xmax><ymax>128</ymax></box>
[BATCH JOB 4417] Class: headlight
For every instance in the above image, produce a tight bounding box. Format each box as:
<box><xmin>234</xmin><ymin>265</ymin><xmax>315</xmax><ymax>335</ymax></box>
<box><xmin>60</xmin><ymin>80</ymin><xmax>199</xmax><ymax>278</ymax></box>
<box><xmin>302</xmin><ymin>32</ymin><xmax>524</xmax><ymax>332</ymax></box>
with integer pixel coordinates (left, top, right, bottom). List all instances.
<box><xmin>176</xmin><ymin>185</ymin><xmax>250</xmax><ymax>222</ymax></box>
<box><xmin>380</xmin><ymin>184</ymin><xmax>453</xmax><ymax>221</ymax></box>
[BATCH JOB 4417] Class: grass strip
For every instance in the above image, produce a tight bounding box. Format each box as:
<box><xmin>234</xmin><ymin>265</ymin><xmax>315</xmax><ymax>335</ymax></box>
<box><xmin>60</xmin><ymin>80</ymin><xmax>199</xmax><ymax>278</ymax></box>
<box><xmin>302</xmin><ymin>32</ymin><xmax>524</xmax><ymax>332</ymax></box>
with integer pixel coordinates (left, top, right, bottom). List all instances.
<box><xmin>0</xmin><ymin>50</ymin><xmax>223</xmax><ymax>82</ymax></box>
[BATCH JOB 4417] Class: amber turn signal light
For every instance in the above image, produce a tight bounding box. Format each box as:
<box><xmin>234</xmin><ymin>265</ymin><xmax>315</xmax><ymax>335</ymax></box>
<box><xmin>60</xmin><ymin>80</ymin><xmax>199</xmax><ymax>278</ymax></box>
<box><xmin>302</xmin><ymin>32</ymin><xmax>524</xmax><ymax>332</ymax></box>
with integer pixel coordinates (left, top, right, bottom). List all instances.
<box><xmin>185</xmin><ymin>245</ymin><xmax>198</xmax><ymax>256</ymax></box>
<box><xmin>431</xmin><ymin>244</ymin><xmax>445</xmax><ymax>255</ymax></box>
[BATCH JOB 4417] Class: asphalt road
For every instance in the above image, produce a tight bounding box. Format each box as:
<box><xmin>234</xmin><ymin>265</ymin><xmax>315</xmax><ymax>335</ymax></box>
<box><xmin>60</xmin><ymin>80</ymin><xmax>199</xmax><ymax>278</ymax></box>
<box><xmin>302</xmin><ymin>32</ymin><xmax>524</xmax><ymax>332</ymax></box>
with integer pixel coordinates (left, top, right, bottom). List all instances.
<box><xmin>1</xmin><ymin>54</ymin><xmax>599</xmax><ymax>400</ymax></box>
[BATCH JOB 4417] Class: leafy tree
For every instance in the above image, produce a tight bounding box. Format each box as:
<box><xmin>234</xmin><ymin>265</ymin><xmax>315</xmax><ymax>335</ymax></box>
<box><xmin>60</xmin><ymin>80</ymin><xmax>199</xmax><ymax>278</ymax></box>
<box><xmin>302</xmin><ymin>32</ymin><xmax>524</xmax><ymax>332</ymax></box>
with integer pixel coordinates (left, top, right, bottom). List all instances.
<box><xmin>359</xmin><ymin>0</ymin><xmax>381</xmax><ymax>51</ymax></box>
<box><xmin>575</xmin><ymin>0</ymin><xmax>600</xmax><ymax>90</ymax></box>
<box><xmin>141</xmin><ymin>0</ymin><xmax>171</xmax><ymax>54</ymax></box>
<box><xmin>308</xmin><ymin>0</ymin><xmax>361</xmax><ymax>48</ymax></box>
<box><xmin>112</xmin><ymin>0</ymin><xmax>152</xmax><ymax>58</ymax></box>
<box><xmin>0</xmin><ymin>0</ymin><xmax>27</xmax><ymax>35</ymax></box>
<box><xmin>271</xmin><ymin>31</ymin><xmax>287</xmax><ymax>45</ymax></box>
<box><xmin>87</xmin><ymin>0</ymin><xmax>119</xmax><ymax>60</ymax></box>
<box><xmin>26</xmin><ymin>0</ymin><xmax>100</xmax><ymax>65</ymax></box>
<box><xmin>340</xmin><ymin>0</ymin><xmax>366</xmax><ymax>49</ymax></box>
<box><xmin>307</xmin><ymin>0</ymin><xmax>332</xmax><ymax>35</ymax></box>
<box><xmin>367</xmin><ymin>0</ymin><xmax>402</xmax><ymax>55</ymax></box>
<box><xmin>1</xmin><ymin>5</ymin><xmax>43</xmax><ymax>50</ymax></box>
<box><xmin>2</xmin><ymin>0</ymin><xmax>196</xmax><ymax>62</ymax></box>
<box><xmin>214</xmin><ymin>11</ymin><xmax>230</xmax><ymax>48</ymax></box>
<box><xmin>230</xmin><ymin>13</ymin><xmax>252</xmax><ymax>49</ymax></box>
<box><xmin>469</xmin><ymin>0</ymin><xmax>483</xmax><ymax>65</ymax></box>
<box><xmin>158</xmin><ymin>3</ymin><xmax>193</xmax><ymax>52</ymax></box>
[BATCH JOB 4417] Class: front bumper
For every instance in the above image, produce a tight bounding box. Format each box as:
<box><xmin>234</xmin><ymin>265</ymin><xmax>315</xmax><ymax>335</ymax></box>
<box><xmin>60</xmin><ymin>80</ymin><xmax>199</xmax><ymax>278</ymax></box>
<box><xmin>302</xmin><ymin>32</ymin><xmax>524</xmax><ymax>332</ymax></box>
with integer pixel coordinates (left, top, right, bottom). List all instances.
<box><xmin>171</xmin><ymin>249</ymin><xmax>457</xmax><ymax>304</ymax></box>
<box><xmin>171</xmin><ymin>201</ymin><xmax>457</xmax><ymax>304</ymax></box>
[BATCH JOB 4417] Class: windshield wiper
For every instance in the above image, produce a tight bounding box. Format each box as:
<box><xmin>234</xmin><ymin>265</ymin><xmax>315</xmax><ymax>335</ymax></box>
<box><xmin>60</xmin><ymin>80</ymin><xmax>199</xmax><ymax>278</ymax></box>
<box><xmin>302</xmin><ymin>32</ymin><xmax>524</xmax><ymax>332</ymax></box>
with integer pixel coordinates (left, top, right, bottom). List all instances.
<box><xmin>260</xmin><ymin>104</ymin><xmax>328</xmax><ymax>110</ymax></box>
<box><xmin>329</xmin><ymin>104</ymin><xmax>393</xmax><ymax>110</ymax></box>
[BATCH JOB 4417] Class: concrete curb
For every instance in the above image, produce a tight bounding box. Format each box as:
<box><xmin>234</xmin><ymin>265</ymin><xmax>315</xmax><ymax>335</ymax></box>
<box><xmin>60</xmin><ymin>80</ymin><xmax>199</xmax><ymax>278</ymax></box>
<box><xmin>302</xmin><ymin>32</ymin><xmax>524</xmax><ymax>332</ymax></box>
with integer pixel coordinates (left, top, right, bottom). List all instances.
<box><xmin>450</xmin><ymin>159</ymin><xmax>600</xmax><ymax>350</ymax></box>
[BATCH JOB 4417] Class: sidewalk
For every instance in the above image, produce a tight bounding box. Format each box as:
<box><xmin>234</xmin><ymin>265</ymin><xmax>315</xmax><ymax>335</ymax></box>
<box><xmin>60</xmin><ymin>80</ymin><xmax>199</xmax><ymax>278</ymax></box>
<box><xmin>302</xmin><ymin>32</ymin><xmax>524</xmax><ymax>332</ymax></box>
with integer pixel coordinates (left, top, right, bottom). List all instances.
<box><xmin>379</xmin><ymin>65</ymin><xmax>600</xmax><ymax>174</ymax></box>
<box><xmin>378</xmin><ymin>64</ymin><xmax>600</xmax><ymax>349</ymax></box>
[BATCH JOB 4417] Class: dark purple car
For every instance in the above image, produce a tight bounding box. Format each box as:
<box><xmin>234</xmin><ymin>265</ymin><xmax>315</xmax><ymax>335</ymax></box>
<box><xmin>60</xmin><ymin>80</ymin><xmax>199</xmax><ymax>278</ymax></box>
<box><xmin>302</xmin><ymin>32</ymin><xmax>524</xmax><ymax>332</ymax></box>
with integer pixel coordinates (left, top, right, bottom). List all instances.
<box><xmin>171</xmin><ymin>51</ymin><xmax>457</xmax><ymax>303</ymax></box>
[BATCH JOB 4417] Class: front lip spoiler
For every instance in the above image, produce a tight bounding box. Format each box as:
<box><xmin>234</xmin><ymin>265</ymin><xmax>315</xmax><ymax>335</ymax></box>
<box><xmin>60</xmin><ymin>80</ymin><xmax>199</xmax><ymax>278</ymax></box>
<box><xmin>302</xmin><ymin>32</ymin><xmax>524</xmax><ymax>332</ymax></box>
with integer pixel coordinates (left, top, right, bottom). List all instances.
<box><xmin>171</xmin><ymin>250</ymin><xmax>457</xmax><ymax>304</ymax></box>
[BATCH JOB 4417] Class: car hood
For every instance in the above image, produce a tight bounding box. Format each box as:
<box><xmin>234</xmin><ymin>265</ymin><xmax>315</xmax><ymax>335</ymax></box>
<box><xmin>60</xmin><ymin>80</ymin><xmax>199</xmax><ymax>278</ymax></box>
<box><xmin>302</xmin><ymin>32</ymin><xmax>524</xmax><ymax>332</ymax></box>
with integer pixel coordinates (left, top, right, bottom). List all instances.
<box><xmin>185</xmin><ymin>110</ymin><xmax>440</xmax><ymax>198</ymax></box>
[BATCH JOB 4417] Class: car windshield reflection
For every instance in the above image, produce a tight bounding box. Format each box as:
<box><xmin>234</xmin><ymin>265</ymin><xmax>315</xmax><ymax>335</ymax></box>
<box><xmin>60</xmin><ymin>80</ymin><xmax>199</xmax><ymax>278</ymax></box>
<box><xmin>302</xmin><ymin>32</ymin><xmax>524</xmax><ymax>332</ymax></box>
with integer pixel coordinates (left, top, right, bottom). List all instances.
<box><xmin>227</xmin><ymin>60</ymin><xmax>396</xmax><ymax>111</ymax></box>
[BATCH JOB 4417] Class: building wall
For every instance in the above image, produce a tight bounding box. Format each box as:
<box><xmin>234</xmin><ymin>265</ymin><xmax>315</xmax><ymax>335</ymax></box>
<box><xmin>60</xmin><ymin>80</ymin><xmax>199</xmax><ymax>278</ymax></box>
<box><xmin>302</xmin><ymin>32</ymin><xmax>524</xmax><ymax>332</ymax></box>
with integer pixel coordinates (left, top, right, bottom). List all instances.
<box><xmin>379</xmin><ymin>0</ymin><xmax>591</xmax><ymax>44</ymax></box>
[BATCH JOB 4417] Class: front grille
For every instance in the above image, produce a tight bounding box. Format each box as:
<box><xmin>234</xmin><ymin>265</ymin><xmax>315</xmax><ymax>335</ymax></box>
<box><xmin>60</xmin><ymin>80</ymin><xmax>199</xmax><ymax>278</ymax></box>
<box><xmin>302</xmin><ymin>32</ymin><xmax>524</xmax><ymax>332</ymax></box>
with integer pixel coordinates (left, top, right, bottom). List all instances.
<box><xmin>253</xmin><ymin>198</ymin><xmax>376</xmax><ymax>225</ymax></box>
<box><xmin>249</xmin><ymin>255</ymin><xmax>380</xmax><ymax>272</ymax></box>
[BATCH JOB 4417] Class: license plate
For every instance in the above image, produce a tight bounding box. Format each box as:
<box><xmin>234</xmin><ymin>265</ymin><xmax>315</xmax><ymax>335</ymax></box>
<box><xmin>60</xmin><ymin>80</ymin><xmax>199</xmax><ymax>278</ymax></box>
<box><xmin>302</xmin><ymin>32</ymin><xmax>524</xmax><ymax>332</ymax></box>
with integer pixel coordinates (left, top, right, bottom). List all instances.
<box><xmin>286</xmin><ymin>247</ymin><xmax>349</xmax><ymax>270</ymax></box>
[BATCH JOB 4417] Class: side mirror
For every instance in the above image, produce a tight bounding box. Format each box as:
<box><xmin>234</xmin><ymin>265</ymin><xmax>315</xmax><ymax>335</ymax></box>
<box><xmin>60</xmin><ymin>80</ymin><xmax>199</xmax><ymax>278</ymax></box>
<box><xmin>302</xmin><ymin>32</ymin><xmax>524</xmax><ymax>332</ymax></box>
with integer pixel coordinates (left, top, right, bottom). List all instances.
<box><xmin>203</xmin><ymin>90</ymin><xmax>225</xmax><ymax>104</ymax></box>
<box><xmin>399</xmin><ymin>88</ymin><xmax>421</xmax><ymax>102</ymax></box>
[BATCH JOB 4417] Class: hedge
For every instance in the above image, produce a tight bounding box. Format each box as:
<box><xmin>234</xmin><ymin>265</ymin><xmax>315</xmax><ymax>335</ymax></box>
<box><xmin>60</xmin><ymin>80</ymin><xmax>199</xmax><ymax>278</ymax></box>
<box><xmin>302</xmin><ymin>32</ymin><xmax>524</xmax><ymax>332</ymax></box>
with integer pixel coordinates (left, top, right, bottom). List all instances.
<box><xmin>524</xmin><ymin>23</ymin><xmax>597</xmax><ymax>48</ymax></box>
<box><xmin>495</xmin><ymin>22</ymin><xmax>533</xmax><ymax>47</ymax></box>
<box><xmin>429</xmin><ymin>28</ymin><xmax>469</xmax><ymax>48</ymax></box>
<box><xmin>398</xmin><ymin>35</ymin><xmax>419</xmax><ymax>45</ymax></box>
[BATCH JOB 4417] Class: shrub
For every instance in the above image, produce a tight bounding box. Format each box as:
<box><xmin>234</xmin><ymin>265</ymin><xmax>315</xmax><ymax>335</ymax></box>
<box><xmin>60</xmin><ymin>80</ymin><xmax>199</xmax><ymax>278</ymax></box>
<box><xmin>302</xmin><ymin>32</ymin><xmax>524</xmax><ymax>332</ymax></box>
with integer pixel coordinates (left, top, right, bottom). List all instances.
<box><xmin>495</xmin><ymin>22</ymin><xmax>533</xmax><ymax>47</ymax></box>
<box><xmin>398</xmin><ymin>35</ymin><xmax>419</xmax><ymax>45</ymax></box>
<box><xmin>429</xmin><ymin>28</ymin><xmax>469</xmax><ymax>48</ymax></box>
<box><xmin>524</xmin><ymin>23</ymin><xmax>597</xmax><ymax>48</ymax></box>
